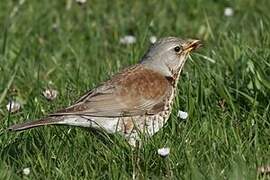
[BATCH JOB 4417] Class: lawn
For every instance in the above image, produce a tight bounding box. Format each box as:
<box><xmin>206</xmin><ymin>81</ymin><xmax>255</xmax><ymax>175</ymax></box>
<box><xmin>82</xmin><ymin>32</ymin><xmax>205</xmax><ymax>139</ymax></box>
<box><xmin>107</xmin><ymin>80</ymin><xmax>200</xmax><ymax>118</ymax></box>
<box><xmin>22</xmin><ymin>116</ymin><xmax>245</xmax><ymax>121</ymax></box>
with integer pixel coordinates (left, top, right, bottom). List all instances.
<box><xmin>0</xmin><ymin>0</ymin><xmax>270</xmax><ymax>179</ymax></box>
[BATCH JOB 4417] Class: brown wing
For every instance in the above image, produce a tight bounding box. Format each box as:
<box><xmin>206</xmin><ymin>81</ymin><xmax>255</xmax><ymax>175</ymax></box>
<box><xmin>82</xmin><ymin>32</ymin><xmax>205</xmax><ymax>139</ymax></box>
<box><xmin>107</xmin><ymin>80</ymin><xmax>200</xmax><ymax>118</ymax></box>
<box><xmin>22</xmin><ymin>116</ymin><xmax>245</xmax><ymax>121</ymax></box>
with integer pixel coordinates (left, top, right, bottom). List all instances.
<box><xmin>50</xmin><ymin>65</ymin><xmax>172</xmax><ymax>117</ymax></box>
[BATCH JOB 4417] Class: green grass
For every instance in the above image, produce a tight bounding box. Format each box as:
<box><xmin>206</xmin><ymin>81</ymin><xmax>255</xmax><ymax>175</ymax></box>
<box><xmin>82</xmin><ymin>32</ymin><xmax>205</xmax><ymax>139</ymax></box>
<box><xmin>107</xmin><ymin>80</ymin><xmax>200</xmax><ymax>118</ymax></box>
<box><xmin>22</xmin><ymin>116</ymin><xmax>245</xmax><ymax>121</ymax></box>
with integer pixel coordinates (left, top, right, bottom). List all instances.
<box><xmin>0</xmin><ymin>0</ymin><xmax>270</xmax><ymax>179</ymax></box>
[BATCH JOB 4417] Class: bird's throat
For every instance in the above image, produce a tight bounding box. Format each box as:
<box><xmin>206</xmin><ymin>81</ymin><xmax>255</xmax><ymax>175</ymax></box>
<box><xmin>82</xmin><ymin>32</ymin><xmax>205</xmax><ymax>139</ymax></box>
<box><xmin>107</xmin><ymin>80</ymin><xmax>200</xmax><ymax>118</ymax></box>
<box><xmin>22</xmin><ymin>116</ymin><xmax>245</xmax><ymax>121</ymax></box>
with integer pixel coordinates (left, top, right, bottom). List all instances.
<box><xmin>165</xmin><ymin>58</ymin><xmax>187</xmax><ymax>88</ymax></box>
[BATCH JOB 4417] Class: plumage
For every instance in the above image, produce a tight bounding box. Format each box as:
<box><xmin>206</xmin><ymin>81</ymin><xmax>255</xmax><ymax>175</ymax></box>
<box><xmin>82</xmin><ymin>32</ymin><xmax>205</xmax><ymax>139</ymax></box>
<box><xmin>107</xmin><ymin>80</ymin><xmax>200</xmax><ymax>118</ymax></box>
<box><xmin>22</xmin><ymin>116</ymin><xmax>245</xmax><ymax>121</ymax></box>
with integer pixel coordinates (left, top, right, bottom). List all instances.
<box><xmin>8</xmin><ymin>37</ymin><xmax>201</xmax><ymax>146</ymax></box>
<box><xmin>51</xmin><ymin>65</ymin><xmax>171</xmax><ymax>117</ymax></box>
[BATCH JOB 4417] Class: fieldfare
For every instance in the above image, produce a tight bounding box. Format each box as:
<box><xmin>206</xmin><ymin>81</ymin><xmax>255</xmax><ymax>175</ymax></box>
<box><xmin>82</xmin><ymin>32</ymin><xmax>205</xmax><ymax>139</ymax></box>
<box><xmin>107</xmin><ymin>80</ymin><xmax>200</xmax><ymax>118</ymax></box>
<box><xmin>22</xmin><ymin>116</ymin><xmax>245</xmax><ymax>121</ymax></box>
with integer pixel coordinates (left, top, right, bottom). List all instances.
<box><xmin>8</xmin><ymin>37</ymin><xmax>201</xmax><ymax>146</ymax></box>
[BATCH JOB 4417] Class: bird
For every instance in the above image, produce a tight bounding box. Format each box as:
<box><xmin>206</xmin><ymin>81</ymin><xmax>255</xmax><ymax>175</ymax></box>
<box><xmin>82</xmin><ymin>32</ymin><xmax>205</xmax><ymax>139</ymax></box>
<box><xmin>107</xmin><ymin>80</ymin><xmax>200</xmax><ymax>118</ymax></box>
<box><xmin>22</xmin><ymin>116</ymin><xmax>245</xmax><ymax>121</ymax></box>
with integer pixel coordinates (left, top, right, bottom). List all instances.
<box><xmin>8</xmin><ymin>37</ymin><xmax>201</xmax><ymax>146</ymax></box>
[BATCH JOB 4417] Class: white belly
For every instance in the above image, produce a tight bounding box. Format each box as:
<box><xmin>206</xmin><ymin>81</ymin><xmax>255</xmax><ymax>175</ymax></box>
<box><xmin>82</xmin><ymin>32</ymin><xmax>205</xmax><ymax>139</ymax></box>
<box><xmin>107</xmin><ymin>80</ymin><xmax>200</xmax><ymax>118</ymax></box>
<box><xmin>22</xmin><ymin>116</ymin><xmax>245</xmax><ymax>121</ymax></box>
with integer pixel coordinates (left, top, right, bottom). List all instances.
<box><xmin>58</xmin><ymin>116</ymin><xmax>120</xmax><ymax>133</ymax></box>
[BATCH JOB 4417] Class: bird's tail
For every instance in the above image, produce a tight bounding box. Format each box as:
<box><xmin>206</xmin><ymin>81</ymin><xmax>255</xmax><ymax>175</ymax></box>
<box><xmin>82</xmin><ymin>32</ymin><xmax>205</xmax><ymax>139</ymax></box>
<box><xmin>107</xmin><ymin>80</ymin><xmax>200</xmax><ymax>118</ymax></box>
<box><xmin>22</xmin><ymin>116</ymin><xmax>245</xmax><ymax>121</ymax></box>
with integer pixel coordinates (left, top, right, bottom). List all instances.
<box><xmin>8</xmin><ymin>116</ymin><xmax>64</xmax><ymax>131</ymax></box>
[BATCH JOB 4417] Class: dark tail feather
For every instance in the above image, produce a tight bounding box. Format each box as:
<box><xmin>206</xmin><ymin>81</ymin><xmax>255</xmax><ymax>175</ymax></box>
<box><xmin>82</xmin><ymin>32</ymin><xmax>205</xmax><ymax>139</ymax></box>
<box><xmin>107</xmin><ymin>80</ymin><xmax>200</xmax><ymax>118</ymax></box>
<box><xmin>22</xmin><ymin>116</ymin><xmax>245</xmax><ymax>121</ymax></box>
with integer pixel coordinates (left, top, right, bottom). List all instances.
<box><xmin>8</xmin><ymin>117</ymin><xmax>63</xmax><ymax>131</ymax></box>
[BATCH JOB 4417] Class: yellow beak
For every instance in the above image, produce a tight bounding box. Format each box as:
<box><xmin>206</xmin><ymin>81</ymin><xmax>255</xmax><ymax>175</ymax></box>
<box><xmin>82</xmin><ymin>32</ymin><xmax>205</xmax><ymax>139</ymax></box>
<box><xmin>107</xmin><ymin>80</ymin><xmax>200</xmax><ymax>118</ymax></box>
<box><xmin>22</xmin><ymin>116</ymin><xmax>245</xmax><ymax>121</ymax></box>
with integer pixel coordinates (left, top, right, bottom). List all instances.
<box><xmin>183</xmin><ymin>39</ymin><xmax>201</xmax><ymax>52</ymax></box>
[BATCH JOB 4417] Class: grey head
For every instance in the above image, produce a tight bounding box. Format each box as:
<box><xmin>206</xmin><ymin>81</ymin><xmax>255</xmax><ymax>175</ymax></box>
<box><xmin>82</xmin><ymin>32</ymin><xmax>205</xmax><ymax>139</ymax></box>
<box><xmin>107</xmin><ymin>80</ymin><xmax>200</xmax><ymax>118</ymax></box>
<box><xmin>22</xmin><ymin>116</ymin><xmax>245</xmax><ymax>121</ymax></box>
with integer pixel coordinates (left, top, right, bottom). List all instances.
<box><xmin>141</xmin><ymin>37</ymin><xmax>201</xmax><ymax>77</ymax></box>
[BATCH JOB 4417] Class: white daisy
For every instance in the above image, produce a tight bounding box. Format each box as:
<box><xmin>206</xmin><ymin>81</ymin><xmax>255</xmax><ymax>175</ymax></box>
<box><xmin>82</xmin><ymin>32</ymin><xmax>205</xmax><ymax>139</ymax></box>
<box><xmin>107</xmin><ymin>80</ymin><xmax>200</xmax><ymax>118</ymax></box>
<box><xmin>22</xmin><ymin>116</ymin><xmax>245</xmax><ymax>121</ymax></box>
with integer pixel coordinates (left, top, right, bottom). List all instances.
<box><xmin>120</xmin><ymin>35</ymin><xmax>136</xmax><ymax>45</ymax></box>
<box><xmin>42</xmin><ymin>88</ymin><xmax>58</xmax><ymax>101</ymax></box>
<box><xmin>75</xmin><ymin>0</ymin><xmax>87</xmax><ymax>4</ymax></box>
<box><xmin>157</xmin><ymin>147</ymin><xmax>170</xmax><ymax>157</ymax></box>
<box><xmin>178</xmin><ymin>110</ymin><xmax>188</xmax><ymax>119</ymax></box>
<box><xmin>149</xmin><ymin>36</ymin><xmax>157</xmax><ymax>44</ymax></box>
<box><xmin>224</xmin><ymin>7</ymin><xmax>234</xmax><ymax>17</ymax></box>
<box><xmin>23</xmin><ymin>167</ymin><xmax>30</xmax><ymax>175</ymax></box>
<box><xmin>6</xmin><ymin>100</ymin><xmax>21</xmax><ymax>113</ymax></box>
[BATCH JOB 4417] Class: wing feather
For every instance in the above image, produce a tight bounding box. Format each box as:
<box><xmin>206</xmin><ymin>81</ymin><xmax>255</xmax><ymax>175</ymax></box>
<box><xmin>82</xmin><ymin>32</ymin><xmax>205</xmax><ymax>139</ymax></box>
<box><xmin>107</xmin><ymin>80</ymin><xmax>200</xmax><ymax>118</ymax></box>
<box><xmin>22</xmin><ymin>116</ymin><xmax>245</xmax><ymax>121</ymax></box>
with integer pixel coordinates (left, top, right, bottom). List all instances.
<box><xmin>50</xmin><ymin>65</ymin><xmax>171</xmax><ymax>117</ymax></box>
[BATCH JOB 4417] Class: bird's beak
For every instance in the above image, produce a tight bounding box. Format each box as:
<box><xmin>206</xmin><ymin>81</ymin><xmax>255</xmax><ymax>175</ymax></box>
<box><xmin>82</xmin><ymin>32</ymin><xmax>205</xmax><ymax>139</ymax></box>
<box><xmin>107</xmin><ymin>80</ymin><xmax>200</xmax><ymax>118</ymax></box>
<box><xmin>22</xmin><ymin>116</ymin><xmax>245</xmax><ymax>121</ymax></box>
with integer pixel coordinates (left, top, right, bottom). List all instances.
<box><xmin>183</xmin><ymin>39</ymin><xmax>201</xmax><ymax>53</ymax></box>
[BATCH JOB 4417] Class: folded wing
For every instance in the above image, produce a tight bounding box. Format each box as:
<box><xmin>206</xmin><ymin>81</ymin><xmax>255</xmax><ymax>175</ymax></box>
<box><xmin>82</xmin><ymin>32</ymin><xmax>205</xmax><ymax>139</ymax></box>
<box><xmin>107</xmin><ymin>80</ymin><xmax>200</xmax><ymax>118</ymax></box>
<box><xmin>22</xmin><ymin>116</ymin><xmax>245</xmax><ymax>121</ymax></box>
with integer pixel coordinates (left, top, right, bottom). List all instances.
<box><xmin>50</xmin><ymin>65</ymin><xmax>172</xmax><ymax>117</ymax></box>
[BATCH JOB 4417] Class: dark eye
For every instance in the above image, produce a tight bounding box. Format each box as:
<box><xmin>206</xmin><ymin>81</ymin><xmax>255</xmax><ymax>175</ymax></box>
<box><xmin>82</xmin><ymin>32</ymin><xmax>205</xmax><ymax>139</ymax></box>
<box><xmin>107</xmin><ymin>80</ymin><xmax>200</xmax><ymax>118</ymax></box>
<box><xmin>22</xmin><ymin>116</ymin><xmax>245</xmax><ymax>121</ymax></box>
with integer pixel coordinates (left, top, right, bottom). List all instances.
<box><xmin>174</xmin><ymin>46</ymin><xmax>182</xmax><ymax>52</ymax></box>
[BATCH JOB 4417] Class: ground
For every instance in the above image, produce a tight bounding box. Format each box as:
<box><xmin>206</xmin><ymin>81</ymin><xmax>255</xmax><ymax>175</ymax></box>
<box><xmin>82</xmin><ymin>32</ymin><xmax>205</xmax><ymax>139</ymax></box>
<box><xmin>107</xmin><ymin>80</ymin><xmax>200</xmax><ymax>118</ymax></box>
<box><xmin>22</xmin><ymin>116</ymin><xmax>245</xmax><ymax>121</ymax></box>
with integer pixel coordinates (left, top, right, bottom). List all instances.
<box><xmin>0</xmin><ymin>0</ymin><xmax>270</xmax><ymax>179</ymax></box>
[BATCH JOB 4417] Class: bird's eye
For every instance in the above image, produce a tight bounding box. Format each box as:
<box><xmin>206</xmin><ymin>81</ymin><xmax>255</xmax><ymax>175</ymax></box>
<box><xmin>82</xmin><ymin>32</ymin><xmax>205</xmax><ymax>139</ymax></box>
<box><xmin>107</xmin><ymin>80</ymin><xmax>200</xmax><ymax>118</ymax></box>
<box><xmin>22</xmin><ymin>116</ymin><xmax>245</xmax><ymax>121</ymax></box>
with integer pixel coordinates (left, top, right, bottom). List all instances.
<box><xmin>174</xmin><ymin>46</ymin><xmax>182</xmax><ymax>53</ymax></box>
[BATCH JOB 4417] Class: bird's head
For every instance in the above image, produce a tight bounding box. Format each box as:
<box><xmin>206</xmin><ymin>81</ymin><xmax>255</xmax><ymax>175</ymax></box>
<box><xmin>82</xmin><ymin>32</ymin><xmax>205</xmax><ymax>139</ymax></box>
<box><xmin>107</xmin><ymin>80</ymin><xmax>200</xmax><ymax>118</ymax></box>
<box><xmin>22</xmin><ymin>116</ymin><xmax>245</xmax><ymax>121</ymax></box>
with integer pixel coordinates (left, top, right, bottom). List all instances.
<box><xmin>141</xmin><ymin>37</ymin><xmax>201</xmax><ymax>77</ymax></box>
